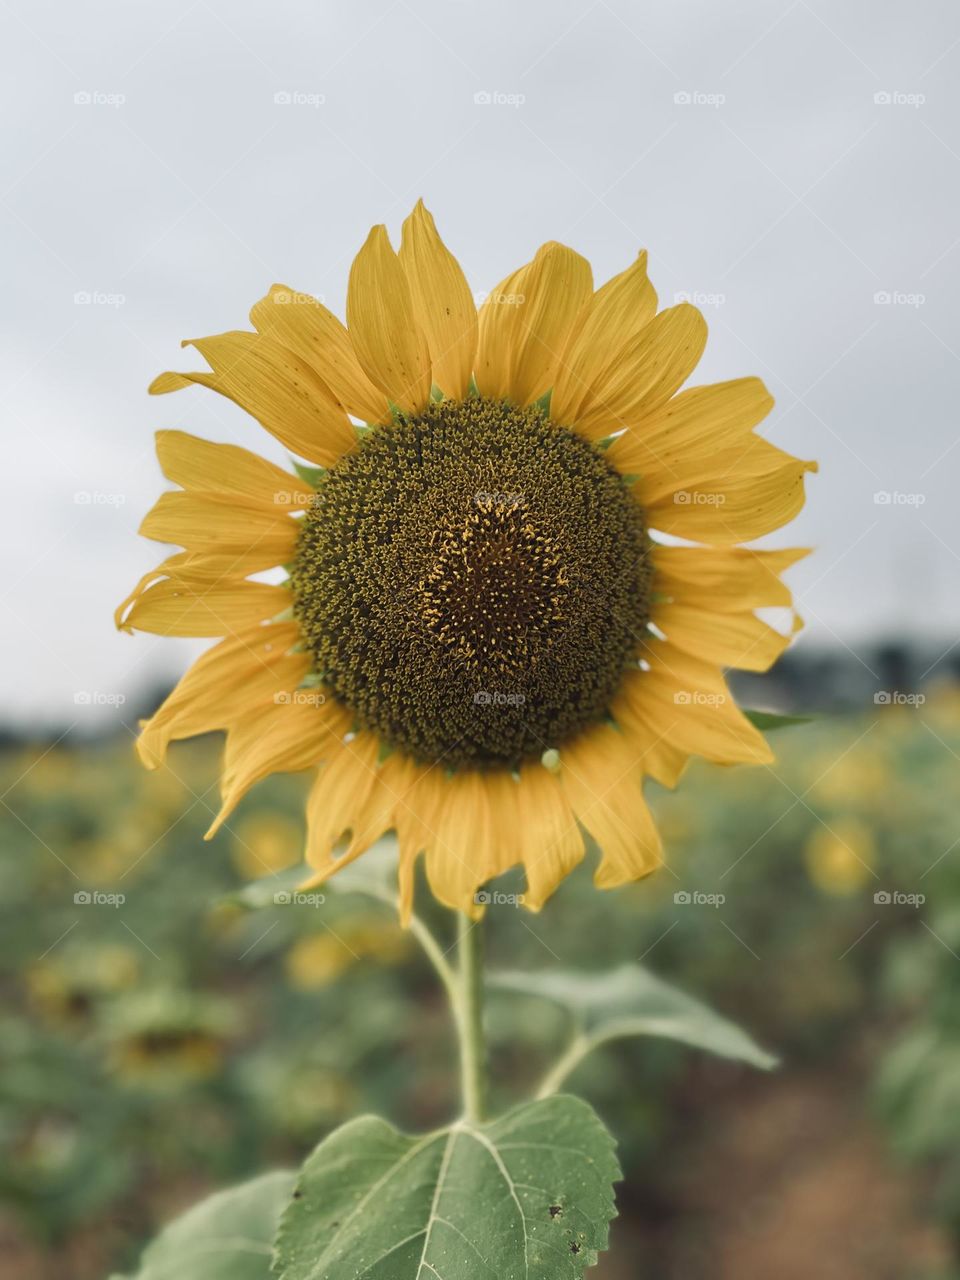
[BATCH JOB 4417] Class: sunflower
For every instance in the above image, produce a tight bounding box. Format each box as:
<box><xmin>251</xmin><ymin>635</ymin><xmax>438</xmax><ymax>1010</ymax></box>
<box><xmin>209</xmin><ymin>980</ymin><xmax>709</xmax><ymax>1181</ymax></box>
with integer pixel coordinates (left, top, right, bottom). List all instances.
<box><xmin>117</xmin><ymin>201</ymin><xmax>815</xmax><ymax>921</ymax></box>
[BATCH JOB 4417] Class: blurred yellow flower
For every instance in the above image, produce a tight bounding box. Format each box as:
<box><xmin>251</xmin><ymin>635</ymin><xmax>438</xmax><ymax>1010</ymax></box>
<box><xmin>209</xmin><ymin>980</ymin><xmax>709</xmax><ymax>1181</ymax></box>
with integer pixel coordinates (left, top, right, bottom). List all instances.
<box><xmin>231</xmin><ymin>811</ymin><xmax>303</xmax><ymax>879</ymax></box>
<box><xmin>110</xmin><ymin>1031</ymin><xmax>224</xmax><ymax>1082</ymax></box>
<box><xmin>804</xmin><ymin>818</ymin><xmax>875</xmax><ymax>895</ymax></box>
<box><xmin>26</xmin><ymin>945</ymin><xmax>140</xmax><ymax>1025</ymax></box>
<box><xmin>809</xmin><ymin>747</ymin><xmax>891</xmax><ymax>807</ymax></box>
<box><xmin>285</xmin><ymin>918</ymin><xmax>410</xmax><ymax>990</ymax></box>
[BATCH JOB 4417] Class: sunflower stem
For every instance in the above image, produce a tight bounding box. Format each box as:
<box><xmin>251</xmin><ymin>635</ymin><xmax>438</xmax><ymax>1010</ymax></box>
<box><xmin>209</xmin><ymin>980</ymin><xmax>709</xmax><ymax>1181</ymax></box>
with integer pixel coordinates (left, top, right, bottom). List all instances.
<box><xmin>456</xmin><ymin>911</ymin><xmax>486</xmax><ymax>1124</ymax></box>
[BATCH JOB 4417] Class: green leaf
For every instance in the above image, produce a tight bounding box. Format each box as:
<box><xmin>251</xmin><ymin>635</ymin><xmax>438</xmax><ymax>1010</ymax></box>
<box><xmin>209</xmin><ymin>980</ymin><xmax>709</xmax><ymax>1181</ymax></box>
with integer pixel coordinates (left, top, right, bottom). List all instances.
<box><xmin>292</xmin><ymin>461</ymin><xmax>325</xmax><ymax>488</ymax></box>
<box><xmin>220</xmin><ymin>866</ymin><xmax>306</xmax><ymax>912</ymax></box>
<box><xmin>119</xmin><ymin>1170</ymin><xmax>295</xmax><ymax>1280</ymax></box>
<box><xmin>273</xmin><ymin>1095</ymin><xmax>620</xmax><ymax>1279</ymax></box>
<box><xmin>491</xmin><ymin>964</ymin><xmax>777</xmax><ymax>1071</ymax></box>
<box><xmin>323</xmin><ymin>836</ymin><xmax>398</xmax><ymax>903</ymax></box>
<box><xmin>219</xmin><ymin>840</ymin><xmax>399</xmax><ymax>916</ymax></box>
<box><xmin>742</xmin><ymin>709</ymin><xmax>812</xmax><ymax>731</ymax></box>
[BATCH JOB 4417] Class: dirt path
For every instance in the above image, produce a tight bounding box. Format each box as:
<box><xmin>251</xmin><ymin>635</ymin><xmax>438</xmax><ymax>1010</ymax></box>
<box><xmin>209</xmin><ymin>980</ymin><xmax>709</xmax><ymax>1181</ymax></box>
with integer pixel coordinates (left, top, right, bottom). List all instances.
<box><xmin>599</xmin><ymin>1069</ymin><xmax>951</xmax><ymax>1279</ymax></box>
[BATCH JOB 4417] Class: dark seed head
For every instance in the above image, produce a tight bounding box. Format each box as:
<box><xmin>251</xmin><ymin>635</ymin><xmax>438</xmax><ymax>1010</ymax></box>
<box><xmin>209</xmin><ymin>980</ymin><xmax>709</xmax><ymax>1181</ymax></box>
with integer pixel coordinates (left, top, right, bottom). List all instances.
<box><xmin>293</xmin><ymin>397</ymin><xmax>651</xmax><ymax>769</ymax></box>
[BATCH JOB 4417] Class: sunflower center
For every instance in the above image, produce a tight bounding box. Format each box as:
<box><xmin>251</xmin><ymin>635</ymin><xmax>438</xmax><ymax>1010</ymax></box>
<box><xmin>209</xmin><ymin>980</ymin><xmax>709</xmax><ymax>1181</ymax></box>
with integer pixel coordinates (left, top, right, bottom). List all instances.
<box><xmin>292</xmin><ymin>397</ymin><xmax>651</xmax><ymax>769</ymax></box>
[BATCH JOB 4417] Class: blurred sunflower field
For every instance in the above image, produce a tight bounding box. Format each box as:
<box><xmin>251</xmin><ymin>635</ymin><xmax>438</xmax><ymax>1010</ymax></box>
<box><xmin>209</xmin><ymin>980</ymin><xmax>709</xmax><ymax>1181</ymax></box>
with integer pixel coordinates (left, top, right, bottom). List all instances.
<box><xmin>4</xmin><ymin>687</ymin><xmax>960</xmax><ymax>1279</ymax></box>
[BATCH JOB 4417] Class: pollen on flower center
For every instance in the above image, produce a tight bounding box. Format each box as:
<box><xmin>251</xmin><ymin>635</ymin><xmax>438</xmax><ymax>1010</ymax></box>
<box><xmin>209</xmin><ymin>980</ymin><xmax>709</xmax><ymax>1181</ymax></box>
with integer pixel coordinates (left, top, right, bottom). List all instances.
<box><xmin>292</xmin><ymin>397</ymin><xmax>652</xmax><ymax>769</ymax></box>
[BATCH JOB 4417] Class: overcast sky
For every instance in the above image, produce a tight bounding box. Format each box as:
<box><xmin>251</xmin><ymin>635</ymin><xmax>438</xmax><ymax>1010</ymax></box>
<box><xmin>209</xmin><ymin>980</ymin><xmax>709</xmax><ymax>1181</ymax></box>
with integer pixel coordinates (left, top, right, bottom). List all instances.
<box><xmin>2</xmin><ymin>0</ymin><xmax>958</xmax><ymax>730</ymax></box>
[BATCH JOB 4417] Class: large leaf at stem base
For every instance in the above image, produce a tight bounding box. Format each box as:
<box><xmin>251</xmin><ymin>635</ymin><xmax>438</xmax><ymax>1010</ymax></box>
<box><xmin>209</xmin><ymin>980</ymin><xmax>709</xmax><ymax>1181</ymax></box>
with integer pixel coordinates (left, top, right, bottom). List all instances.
<box><xmin>272</xmin><ymin>1095</ymin><xmax>620</xmax><ymax>1279</ymax></box>
<box><xmin>491</xmin><ymin>965</ymin><xmax>777</xmax><ymax>1070</ymax></box>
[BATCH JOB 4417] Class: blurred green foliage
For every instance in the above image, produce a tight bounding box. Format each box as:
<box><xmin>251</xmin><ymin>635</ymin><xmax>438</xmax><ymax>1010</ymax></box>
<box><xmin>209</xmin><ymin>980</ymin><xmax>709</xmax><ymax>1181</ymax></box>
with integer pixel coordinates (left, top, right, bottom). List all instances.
<box><xmin>2</xmin><ymin>686</ymin><xmax>960</xmax><ymax>1273</ymax></box>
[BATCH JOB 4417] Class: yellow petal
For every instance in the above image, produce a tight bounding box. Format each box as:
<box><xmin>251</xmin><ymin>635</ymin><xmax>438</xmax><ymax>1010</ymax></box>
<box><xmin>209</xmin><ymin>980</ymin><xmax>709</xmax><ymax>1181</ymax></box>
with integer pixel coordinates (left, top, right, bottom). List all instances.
<box><xmin>249</xmin><ymin>285</ymin><xmax>389</xmax><ymax>424</ymax></box>
<box><xmin>514</xmin><ymin>764</ymin><xmax>585</xmax><ymax>911</ymax></box>
<box><xmin>618</xmin><ymin>648</ymin><xmax>773</xmax><ymax>766</ymax></box>
<box><xmin>399</xmin><ymin>201</ymin><xmax>477</xmax><ymax>399</ymax></box>
<box><xmin>551</xmin><ymin>251</ymin><xmax>657</xmax><ymax>428</ymax></box>
<box><xmin>568</xmin><ymin>303</ymin><xmax>707</xmax><ymax>440</ymax></box>
<box><xmin>421</xmin><ymin>771</ymin><xmax>496</xmax><ymax>917</ymax></box>
<box><xmin>652</xmin><ymin>545</ymin><xmax>809</xmax><ymax>612</ymax></box>
<box><xmin>305</xmin><ymin>733</ymin><xmax>381</xmax><ymax>868</ymax></box>
<box><xmin>149</xmin><ymin>330</ymin><xmax>355</xmax><ymax>465</ymax></box>
<box><xmin>646</xmin><ymin>453</ymin><xmax>818</xmax><ymax>545</ymax></box>
<box><xmin>155</xmin><ymin>430</ymin><xmax>315</xmax><ymax>509</ymax></box>
<box><xmin>208</xmin><ymin>696</ymin><xmax>350</xmax><ymax>835</ymax></box>
<box><xmin>475</xmin><ymin>242</ymin><xmax>592</xmax><ymax>405</ymax></box>
<box><xmin>116</xmin><ymin>547</ymin><xmax>295</xmax><ymax>635</ymax></box>
<box><xmin>653</xmin><ymin>602</ymin><xmax>793</xmax><ymax>672</ymax></box>
<box><xmin>346</xmin><ymin>225</ymin><xmax>431</xmax><ymax>414</ymax></box>
<box><xmin>559</xmin><ymin>723</ymin><xmax>662</xmax><ymax>889</ymax></box>
<box><xmin>139</xmin><ymin>491</ymin><xmax>298</xmax><ymax>560</ymax></box>
<box><xmin>607</xmin><ymin>377</ymin><xmax>774</xmax><ymax>480</ymax></box>
<box><xmin>117</xmin><ymin>576</ymin><xmax>290</xmax><ymax>637</ymax></box>
<box><xmin>136</xmin><ymin>621</ymin><xmax>306</xmax><ymax>768</ymax></box>
<box><xmin>605</xmin><ymin>682</ymin><xmax>690</xmax><ymax>789</ymax></box>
